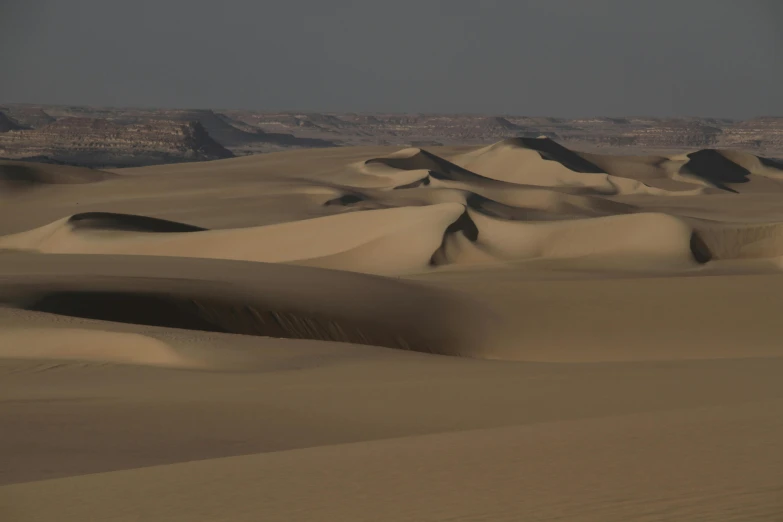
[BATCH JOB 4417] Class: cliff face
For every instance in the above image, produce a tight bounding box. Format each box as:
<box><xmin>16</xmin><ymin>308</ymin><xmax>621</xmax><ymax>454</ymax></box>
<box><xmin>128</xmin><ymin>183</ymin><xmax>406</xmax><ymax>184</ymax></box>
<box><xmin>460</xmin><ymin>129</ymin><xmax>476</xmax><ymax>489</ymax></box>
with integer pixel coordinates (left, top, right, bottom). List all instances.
<box><xmin>0</xmin><ymin>118</ymin><xmax>233</xmax><ymax>167</ymax></box>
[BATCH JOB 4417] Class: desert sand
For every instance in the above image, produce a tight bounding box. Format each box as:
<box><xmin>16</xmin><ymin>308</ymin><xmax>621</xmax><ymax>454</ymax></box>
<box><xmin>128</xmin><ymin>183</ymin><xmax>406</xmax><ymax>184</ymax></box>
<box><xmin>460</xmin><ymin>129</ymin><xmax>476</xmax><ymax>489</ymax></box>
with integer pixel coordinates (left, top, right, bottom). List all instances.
<box><xmin>1</xmin><ymin>139</ymin><xmax>783</xmax><ymax>521</ymax></box>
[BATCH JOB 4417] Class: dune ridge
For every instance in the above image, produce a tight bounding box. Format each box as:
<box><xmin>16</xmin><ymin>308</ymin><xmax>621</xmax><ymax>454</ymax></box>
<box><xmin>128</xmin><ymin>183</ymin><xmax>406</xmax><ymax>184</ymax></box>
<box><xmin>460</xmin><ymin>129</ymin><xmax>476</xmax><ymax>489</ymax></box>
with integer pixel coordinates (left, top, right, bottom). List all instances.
<box><xmin>0</xmin><ymin>253</ymin><xmax>500</xmax><ymax>358</ymax></box>
<box><xmin>0</xmin><ymin>160</ymin><xmax>114</xmax><ymax>189</ymax></box>
<box><xmin>6</xmin><ymin>138</ymin><xmax>783</xmax><ymax>272</ymax></box>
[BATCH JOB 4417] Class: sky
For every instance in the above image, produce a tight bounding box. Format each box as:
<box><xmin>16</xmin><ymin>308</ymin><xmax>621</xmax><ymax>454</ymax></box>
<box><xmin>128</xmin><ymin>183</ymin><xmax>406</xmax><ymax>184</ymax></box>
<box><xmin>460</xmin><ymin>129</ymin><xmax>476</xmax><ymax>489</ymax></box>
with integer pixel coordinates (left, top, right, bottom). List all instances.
<box><xmin>1</xmin><ymin>0</ymin><xmax>782</xmax><ymax>118</ymax></box>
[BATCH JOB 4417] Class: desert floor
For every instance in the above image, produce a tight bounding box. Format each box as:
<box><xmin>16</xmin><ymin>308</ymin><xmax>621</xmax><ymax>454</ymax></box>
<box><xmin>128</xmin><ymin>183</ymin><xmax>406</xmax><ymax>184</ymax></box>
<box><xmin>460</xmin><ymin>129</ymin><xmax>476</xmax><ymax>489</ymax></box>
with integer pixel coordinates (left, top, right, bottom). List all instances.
<box><xmin>1</xmin><ymin>139</ymin><xmax>782</xmax><ymax>521</ymax></box>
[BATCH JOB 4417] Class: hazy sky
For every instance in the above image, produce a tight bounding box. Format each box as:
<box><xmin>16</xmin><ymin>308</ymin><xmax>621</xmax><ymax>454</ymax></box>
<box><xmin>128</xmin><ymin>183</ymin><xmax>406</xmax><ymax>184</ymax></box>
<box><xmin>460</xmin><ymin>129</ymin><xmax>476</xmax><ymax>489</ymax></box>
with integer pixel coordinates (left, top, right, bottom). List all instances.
<box><xmin>2</xmin><ymin>0</ymin><xmax>782</xmax><ymax>117</ymax></box>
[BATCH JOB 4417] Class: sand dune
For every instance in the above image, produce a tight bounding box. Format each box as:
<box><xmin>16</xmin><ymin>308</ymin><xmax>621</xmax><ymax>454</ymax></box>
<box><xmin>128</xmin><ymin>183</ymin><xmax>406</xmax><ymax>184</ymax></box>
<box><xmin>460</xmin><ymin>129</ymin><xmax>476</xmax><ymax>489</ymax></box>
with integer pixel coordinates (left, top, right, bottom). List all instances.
<box><xmin>0</xmin><ymin>205</ymin><xmax>708</xmax><ymax>271</ymax></box>
<box><xmin>452</xmin><ymin>138</ymin><xmax>706</xmax><ymax>195</ymax></box>
<box><xmin>6</xmin><ymin>399</ymin><xmax>782</xmax><ymax>522</ymax></box>
<box><xmin>0</xmin><ymin>204</ymin><xmax>465</xmax><ymax>275</ymax></box>
<box><xmin>692</xmin><ymin>221</ymin><xmax>783</xmax><ymax>260</ymax></box>
<box><xmin>0</xmin><ymin>328</ymin><xmax>202</xmax><ymax>368</ymax></box>
<box><xmin>440</xmin><ymin>210</ymin><xmax>706</xmax><ymax>268</ymax></box>
<box><xmin>0</xmin><ymin>160</ymin><xmax>114</xmax><ymax>189</ymax></box>
<box><xmin>4</xmin><ymin>139</ymin><xmax>783</xmax><ymax>521</ymax></box>
<box><xmin>0</xmin><ymin>253</ymin><xmax>500</xmax><ymax>357</ymax></box>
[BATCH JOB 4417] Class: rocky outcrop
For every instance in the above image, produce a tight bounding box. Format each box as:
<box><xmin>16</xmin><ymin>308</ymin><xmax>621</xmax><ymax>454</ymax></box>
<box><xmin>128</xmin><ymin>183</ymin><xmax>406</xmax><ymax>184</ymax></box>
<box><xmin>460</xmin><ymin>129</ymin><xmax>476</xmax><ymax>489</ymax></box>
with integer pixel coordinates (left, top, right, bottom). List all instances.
<box><xmin>0</xmin><ymin>106</ymin><xmax>54</xmax><ymax>129</ymax></box>
<box><xmin>1</xmin><ymin>105</ymin><xmax>337</xmax><ymax>150</ymax></box>
<box><xmin>152</xmin><ymin>110</ymin><xmax>335</xmax><ymax>148</ymax></box>
<box><xmin>0</xmin><ymin>118</ymin><xmax>233</xmax><ymax>167</ymax></box>
<box><xmin>0</xmin><ymin>112</ymin><xmax>25</xmax><ymax>132</ymax></box>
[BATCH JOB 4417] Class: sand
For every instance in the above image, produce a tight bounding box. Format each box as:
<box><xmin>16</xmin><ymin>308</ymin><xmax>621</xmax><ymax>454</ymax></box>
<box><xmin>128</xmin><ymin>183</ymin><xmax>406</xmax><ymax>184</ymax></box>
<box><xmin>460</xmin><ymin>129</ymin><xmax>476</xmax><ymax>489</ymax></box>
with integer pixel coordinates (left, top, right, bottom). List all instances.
<box><xmin>2</xmin><ymin>139</ymin><xmax>783</xmax><ymax>521</ymax></box>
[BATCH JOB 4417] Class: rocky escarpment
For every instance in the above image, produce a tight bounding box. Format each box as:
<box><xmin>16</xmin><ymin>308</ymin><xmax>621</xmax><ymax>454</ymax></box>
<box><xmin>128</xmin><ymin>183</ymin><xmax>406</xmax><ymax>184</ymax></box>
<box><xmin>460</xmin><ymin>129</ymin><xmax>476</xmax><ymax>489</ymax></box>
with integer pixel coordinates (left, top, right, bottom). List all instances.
<box><xmin>0</xmin><ymin>112</ymin><xmax>26</xmax><ymax>132</ymax></box>
<box><xmin>719</xmin><ymin>118</ymin><xmax>783</xmax><ymax>152</ymax></box>
<box><xmin>0</xmin><ymin>118</ymin><xmax>233</xmax><ymax>167</ymax></box>
<box><xmin>5</xmin><ymin>105</ymin><xmax>337</xmax><ymax>150</ymax></box>
<box><xmin>5</xmin><ymin>104</ymin><xmax>783</xmax><ymax>157</ymax></box>
<box><xmin>141</xmin><ymin>109</ymin><xmax>336</xmax><ymax>149</ymax></box>
<box><xmin>588</xmin><ymin>121</ymin><xmax>724</xmax><ymax>149</ymax></box>
<box><xmin>227</xmin><ymin>112</ymin><xmax>742</xmax><ymax>151</ymax></box>
<box><xmin>221</xmin><ymin>112</ymin><xmax>783</xmax><ymax>154</ymax></box>
<box><xmin>231</xmin><ymin>112</ymin><xmax>561</xmax><ymax>144</ymax></box>
<box><xmin>0</xmin><ymin>106</ymin><xmax>54</xmax><ymax>129</ymax></box>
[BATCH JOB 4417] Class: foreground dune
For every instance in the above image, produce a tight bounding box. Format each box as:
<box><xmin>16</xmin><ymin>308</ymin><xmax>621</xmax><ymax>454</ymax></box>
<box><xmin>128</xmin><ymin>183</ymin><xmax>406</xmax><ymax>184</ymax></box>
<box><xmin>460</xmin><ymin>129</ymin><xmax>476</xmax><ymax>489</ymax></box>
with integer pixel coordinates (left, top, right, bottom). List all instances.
<box><xmin>6</xmin><ymin>400</ymin><xmax>782</xmax><ymax>522</ymax></box>
<box><xmin>2</xmin><ymin>139</ymin><xmax>783</xmax><ymax>521</ymax></box>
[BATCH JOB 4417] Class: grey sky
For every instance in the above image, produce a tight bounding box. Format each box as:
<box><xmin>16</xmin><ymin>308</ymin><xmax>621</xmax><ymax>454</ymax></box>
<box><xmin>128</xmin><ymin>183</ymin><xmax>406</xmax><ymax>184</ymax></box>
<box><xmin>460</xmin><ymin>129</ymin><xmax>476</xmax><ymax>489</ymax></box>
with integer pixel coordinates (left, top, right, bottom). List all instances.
<box><xmin>1</xmin><ymin>0</ymin><xmax>781</xmax><ymax>117</ymax></box>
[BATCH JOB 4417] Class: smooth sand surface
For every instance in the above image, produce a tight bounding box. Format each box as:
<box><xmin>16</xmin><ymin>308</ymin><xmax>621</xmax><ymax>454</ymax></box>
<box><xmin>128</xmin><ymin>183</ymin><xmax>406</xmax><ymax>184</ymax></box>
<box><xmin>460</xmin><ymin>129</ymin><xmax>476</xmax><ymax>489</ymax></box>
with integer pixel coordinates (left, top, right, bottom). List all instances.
<box><xmin>2</xmin><ymin>139</ymin><xmax>783</xmax><ymax>521</ymax></box>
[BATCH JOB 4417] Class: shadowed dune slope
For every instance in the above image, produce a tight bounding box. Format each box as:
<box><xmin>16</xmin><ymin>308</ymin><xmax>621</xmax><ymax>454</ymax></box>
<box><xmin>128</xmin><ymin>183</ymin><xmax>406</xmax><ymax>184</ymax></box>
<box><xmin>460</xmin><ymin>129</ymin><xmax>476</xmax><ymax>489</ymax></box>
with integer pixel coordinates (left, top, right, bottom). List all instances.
<box><xmin>500</xmin><ymin>136</ymin><xmax>605</xmax><ymax>173</ymax></box>
<box><xmin>692</xmin><ymin>221</ymin><xmax>783</xmax><ymax>260</ymax></box>
<box><xmin>364</xmin><ymin>147</ymin><xmax>497</xmax><ymax>186</ymax></box>
<box><xmin>67</xmin><ymin>212</ymin><xmax>208</xmax><ymax>233</ymax></box>
<box><xmin>677</xmin><ymin>149</ymin><xmax>783</xmax><ymax>193</ymax></box>
<box><xmin>0</xmin><ymin>253</ymin><xmax>500</xmax><ymax>357</ymax></box>
<box><xmin>0</xmin><ymin>160</ymin><xmax>115</xmax><ymax>189</ymax></box>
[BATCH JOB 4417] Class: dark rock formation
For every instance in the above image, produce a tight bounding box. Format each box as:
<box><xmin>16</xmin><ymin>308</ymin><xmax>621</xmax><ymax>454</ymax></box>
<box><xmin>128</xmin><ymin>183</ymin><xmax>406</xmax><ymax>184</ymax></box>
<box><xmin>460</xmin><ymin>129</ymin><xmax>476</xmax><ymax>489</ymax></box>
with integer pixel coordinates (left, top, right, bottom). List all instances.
<box><xmin>0</xmin><ymin>111</ymin><xmax>25</xmax><ymax>132</ymax></box>
<box><xmin>0</xmin><ymin>118</ymin><xmax>233</xmax><ymax>167</ymax></box>
<box><xmin>0</xmin><ymin>106</ymin><xmax>55</xmax><ymax>129</ymax></box>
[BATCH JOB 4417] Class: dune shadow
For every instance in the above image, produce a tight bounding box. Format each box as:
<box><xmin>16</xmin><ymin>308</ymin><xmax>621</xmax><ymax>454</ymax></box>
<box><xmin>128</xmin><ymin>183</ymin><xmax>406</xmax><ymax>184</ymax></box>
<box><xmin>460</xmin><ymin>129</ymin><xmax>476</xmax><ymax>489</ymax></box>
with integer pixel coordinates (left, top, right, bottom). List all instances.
<box><xmin>26</xmin><ymin>291</ymin><xmax>425</xmax><ymax>353</ymax></box>
<box><xmin>444</xmin><ymin>210</ymin><xmax>479</xmax><ymax>242</ymax></box>
<box><xmin>689</xmin><ymin>232</ymin><xmax>713</xmax><ymax>264</ymax></box>
<box><xmin>503</xmin><ymin>137</ymin><xmax>605</xmax><ymax>173</ymax></box>
<box><xmin>0</xmin><ymin>162</ymin><xmax>112</xmax><ymax>187</ymax></box>
<box><xmin>0</xmin><ymin>165</ymin><xmax>47</xmax><ymax>187</ymax></box>
<box><xmin>466</xmin><ymin>193</ymin><xmax>569</xmax><ymax>221</ymax></box>
<box><xmin>683</xmin><ymin>150</ymin><xmax>750</xmax><ymax>193</ymax></box>
<box><xmin>366</xmin><ymin>149</ymin><xmax>485</xmax><ymax>184</ymax></box>
<box><xmin>429</xmin><ymin>210</ymin><xmax>479</xmax><ymax>266</ymax></box>
<box><xmin>324</xmin><ymin>194</ymin><xmax>363</xmax><ymax>206</ymax></box>
<box><xmin>760</xmin><ymin>156</ymin><xmax>783</xmax><ymax>170</ymax></box>
<box><xmin>393</xmin><ymin>177</ymin><xmax>431</xmax><ymax>190</ymax></box>
<box><xmin>67</xmin><ymin>212</ymin><xmax>207</xmax><ymax>233</ymax></box>
<box><xmin>31</xmin><ymin>292</ymin><xmax>230</xmax><ymax>333</ymax></box>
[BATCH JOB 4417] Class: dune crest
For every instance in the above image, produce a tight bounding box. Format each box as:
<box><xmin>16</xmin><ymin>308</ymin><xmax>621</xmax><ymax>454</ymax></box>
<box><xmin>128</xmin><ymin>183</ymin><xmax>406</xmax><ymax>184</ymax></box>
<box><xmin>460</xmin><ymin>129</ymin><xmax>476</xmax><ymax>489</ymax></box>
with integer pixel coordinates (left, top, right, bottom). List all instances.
<box><xmin>452</xmin><ymin>139</ymin><xmax>706</xmax><ymax>195</ymax></box>
<box><xmin>5</xmin><ymin>139</ymin><xmax>783</xmax><ymax>274</ymax></box>
<box><xmin>0</xmin><ymin>204</ymin><xmax>466</xmax><ymax>275</ymax></box>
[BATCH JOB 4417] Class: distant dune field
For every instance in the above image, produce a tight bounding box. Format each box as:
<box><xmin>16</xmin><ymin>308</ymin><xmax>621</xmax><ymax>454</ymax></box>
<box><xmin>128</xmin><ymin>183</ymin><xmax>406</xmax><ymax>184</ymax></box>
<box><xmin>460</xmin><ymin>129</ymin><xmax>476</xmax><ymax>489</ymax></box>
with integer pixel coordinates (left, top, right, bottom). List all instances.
<box><xmin>2</xmin><ymin>139</ymin><xmax>783</xmax><ymax>521</ymax></box>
